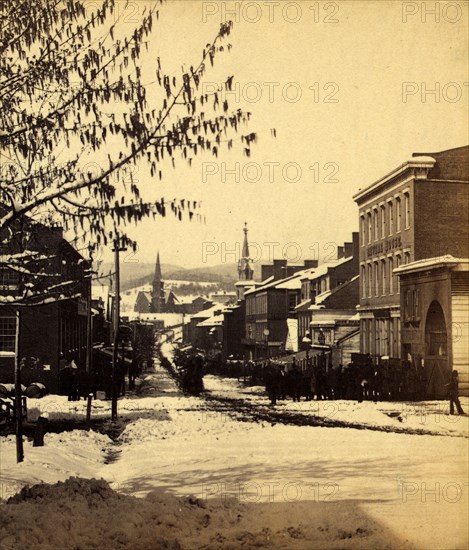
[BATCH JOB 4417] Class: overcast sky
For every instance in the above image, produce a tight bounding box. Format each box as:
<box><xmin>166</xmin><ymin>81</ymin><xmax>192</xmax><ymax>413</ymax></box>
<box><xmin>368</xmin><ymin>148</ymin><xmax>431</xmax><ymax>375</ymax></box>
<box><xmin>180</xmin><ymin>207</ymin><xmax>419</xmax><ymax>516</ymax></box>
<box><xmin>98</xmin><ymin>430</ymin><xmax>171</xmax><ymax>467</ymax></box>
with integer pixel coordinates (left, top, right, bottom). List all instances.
<box><xmin>96</xmin><ymin>0</ymin><xmax>468</xmax><ymax>270</ymax></box>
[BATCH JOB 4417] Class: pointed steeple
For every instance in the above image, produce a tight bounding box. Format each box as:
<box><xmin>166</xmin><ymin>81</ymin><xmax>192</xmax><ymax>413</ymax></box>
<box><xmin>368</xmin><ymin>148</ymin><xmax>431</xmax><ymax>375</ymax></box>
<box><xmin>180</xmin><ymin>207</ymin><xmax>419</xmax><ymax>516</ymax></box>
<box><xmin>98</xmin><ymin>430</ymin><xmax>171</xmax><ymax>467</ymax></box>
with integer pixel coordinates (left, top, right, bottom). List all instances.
<box><xmin>151</xmin><ymin>251</ymin><xmax>165</xmax><ymax>313</ymax></box>
<box><xmin>237</xmin><ymin>222</ymin><xmax>253</xmax><ymax>282</ymax></box>
<box><xmin>242</xmin><ymin>222</ymin><xmax>250</xmax><ymax>259</ymax></box>
<box><xmin>154</xmin><ymin>251</ymin><xmax>162</xmax><ymax>282</ymax></box>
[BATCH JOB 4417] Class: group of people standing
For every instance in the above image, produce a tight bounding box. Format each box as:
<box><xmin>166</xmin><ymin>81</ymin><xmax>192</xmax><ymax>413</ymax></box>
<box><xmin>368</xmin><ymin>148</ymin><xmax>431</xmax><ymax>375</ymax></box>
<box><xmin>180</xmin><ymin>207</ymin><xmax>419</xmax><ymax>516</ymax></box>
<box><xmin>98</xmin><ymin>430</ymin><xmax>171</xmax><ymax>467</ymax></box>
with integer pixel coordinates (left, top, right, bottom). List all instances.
<box><xmin>262</xmin><ymin>357</ymin><xmax>464</xmax><ymax>408</ymax></box>
<box><xmin>59</xmin><ymin>351</ymin><xmax>143</xmax><ymax>401</ymax></box>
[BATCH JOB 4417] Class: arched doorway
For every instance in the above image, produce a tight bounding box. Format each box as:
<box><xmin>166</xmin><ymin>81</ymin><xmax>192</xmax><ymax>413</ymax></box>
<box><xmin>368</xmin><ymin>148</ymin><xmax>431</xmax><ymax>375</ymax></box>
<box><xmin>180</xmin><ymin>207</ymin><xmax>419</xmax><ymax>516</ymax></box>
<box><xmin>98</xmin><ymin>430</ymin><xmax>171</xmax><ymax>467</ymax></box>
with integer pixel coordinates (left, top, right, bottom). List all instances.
<box><xmin>424</xmin><ymin>300</ymin><xmax>449</xmax><ymax>398</ymax></box>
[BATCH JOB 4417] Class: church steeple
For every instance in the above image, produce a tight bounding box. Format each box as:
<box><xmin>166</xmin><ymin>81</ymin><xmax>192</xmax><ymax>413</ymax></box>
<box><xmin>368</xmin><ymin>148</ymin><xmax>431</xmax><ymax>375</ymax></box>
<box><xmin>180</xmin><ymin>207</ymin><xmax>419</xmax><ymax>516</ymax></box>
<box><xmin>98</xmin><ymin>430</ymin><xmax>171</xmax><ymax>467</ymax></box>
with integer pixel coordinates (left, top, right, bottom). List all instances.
<box><xmin>238</xmin><ymin>222</ymin><xmax>254</xmax><ymax>282</ymax></box>
<box><xmin>242</xmin><ymin>222</ymin><xmax>250</xmax><ymax>259</ymax></box>
<box><xmin>235</xmin><ymin>223</ymin><xmax>256</xmax><ymax>301</ymax></box>
<box><xmin>151</xmin><ymin>251</ymin><xmax>165</xmax><ymax>313</ymax></box>
<box><xmin>154</xmin><ymin>251</ymin><xmax>162</xmax><ymax>283</ymax></box>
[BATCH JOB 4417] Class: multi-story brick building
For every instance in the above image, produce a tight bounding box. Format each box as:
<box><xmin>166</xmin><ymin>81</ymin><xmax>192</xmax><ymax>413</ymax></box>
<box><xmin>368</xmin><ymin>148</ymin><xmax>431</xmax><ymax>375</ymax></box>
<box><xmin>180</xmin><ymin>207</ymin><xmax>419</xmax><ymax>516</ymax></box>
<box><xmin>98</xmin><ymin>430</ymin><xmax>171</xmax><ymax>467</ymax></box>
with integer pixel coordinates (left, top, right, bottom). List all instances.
<box><xmin>243</xmin><ymin>261</ymin><xmax>318</xmax><ymax>360</ymax></box>
<box><xmin>296</xmin><ymin>233</ymin><xmax>359</xmax><ymax>341</ymax></box>
<box><xmin>353</xmin><ymin>146</ymin><xmax>469</xmax><ymax>370</ymax></box>
<box><xmin>0</xmin><ymin>219</ymin><xmax>91</xmax><ymax>393</ymax></box>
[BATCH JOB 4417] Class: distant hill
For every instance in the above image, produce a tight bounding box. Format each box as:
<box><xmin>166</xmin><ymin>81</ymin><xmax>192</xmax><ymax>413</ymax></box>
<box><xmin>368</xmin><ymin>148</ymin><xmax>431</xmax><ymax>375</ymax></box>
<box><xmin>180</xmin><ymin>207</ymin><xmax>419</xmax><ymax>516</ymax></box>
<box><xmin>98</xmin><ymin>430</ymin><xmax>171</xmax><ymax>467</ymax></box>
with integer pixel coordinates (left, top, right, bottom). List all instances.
<box><xmin>166</xmin><ymin>263</ymin><xmax>239</xmax><ymax>284</ymax></box>
<box><xmin>99</xmin><ymin>261</ymin><xmax>242</xmax><ymax>290</ymax></box>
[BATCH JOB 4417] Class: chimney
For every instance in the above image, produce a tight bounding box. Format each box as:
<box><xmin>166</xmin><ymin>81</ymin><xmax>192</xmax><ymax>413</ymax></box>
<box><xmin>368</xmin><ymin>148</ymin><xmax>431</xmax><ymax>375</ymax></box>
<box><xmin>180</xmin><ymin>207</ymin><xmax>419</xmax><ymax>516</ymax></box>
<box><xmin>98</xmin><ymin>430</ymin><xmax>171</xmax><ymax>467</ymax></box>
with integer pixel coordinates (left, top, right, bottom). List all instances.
<box><xmin>303</xmin><ymin>259</ymin><xmax>318</xmax><ymax>269</ymax></box>
<box><xmin>273</xmin><ymin>259</ymin><xmax>287</xmax><ymax>280</ymax></box>
<box><xmin>261</xmin><ymin>264</ymin><xmax>274</xmax><ymax>282</ymax></box>
<box><xmin>344</xmin><ymin>242</ymin><xmax>353</xmax><ymax>258</ymax></box>
<box><xmin>337</xmin><ymin>246</ymin><xmax>345</xmax><ymax>259</ymax></box>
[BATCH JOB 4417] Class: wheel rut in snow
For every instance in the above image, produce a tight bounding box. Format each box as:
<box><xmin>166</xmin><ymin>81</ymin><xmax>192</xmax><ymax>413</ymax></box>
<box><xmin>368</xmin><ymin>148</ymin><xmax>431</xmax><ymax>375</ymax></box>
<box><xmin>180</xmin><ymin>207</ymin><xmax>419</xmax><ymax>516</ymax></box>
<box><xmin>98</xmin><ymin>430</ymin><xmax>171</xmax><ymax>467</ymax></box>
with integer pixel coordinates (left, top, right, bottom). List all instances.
<box><xmin>201</xmin><ymin>392</ymin><xmax>465</xmax><ymax>438</ymax></box>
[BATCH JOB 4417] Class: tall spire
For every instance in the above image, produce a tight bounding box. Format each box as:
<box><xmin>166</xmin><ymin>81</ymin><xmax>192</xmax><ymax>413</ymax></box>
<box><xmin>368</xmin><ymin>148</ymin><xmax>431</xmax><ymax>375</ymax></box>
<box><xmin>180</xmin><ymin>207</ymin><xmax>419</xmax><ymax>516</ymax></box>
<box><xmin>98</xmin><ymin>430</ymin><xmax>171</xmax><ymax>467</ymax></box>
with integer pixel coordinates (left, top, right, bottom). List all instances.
<box><xmin>151</xmin><ymin>251</ymin><xmax>165</xmax><ymax>313</ymax></box>
<box><xmin>238</xmin><ymin>222</ymin><xmax>253</xmax><ymax>282</ymax></box>
<box><xmin>154</xmin><ymin>251</ymin><xmax>162</xmax><ymax>282</ymax></box>
<box><xmin>242</xmin><ymin>222</ymin><xmax>250</xmax><ymax>259</ymax></box>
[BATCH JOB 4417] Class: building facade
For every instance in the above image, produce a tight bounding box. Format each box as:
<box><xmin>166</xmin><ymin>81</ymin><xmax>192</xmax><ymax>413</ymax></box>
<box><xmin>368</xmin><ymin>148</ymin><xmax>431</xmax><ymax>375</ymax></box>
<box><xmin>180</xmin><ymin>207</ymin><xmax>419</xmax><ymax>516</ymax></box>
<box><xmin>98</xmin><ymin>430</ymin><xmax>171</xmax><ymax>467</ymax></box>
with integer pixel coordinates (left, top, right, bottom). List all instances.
<box><xmin>296</xmin><ymin>233</ymin><xmax>359</xmax><ymax>342</ymax></box>
<box><xmin>396</xmin><ymin>256</ymin><xmax>469</xmax><ymax>397</ymax></box>
<box><xmin>0</xmin><ymin>221</ymin><xmax>91</xmax><ymax>393</ymax></box>
<box><xmin>353</xmin><ymin>146</ymin><xmax>469</xmax><ymax>367</ymax></box>
<box><xmin>243</xmin><ymin>261</ymin><xmax>318</xmax><ymax>360</ymax></box>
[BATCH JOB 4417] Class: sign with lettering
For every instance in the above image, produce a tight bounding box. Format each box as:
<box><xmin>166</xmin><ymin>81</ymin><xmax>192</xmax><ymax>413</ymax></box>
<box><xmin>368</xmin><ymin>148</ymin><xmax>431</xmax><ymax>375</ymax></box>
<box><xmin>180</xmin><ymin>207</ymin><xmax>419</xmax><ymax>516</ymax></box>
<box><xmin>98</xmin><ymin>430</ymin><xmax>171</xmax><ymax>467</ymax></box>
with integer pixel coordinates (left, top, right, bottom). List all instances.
<box><xmin>367</xmin><ymin>236</ymin><xmax>402</xmax><ymax>257</ymax></box>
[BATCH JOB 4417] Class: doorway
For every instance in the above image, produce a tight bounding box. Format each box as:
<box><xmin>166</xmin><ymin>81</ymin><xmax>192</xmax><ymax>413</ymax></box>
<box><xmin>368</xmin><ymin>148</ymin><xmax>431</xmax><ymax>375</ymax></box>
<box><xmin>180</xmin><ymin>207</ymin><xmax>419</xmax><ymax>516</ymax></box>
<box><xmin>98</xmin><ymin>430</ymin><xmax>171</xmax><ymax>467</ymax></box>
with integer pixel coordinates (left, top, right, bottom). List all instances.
<box><xmin>424</xmin><ymin>300</ymin><xmax>449</xmax><ymax>398</ymax></box>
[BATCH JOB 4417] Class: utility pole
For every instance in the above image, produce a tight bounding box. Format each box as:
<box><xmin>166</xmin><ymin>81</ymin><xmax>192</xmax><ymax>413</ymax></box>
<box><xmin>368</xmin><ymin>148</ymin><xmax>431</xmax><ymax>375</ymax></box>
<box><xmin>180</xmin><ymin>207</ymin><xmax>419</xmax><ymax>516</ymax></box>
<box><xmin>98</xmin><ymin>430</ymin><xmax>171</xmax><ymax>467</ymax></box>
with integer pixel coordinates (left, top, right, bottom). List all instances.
<box><xmin>111</xmin><ymin>239</ymin><xmax>126</xmax><ymax>421</ymax></box>
<box><xmin>86</xmin><ymin>282</ymin><xmax>92</xmax><ymax>374</ymax></box>
<box><xmin>14</xmin><ymin>309</ymin><xmax>24</xmax><ymax>463</ymax></box>
<box><xmin>85</xmin><ymin>246</ymin><xmax>95</xmax><ymax>374</ymax></box>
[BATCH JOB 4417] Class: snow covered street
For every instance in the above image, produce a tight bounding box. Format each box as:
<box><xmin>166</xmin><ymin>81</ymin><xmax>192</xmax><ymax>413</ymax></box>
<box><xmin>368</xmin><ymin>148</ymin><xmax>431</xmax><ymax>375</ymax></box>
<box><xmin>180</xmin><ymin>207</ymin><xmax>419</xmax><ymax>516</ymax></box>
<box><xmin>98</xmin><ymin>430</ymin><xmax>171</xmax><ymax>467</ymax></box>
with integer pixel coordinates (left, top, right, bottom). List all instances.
<box><xmin>1</xmin><ymin>361</ymin><xmax>468</xmax><ymax>549</ymax></box>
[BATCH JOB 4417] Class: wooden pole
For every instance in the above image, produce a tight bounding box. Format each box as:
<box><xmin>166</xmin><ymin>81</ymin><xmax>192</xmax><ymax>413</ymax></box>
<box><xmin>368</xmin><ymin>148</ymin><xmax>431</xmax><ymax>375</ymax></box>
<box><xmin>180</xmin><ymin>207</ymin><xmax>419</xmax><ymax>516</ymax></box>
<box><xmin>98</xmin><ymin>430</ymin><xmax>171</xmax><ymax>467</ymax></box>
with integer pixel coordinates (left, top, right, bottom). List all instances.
<box><xmin>14</xmin><ymin>309</ymin><xmax>24</xmax><ymax>463</ymax></box>
<box><xmin>111</xmin><ymin>244</ymin><xmax>120</xmax><ymax>421</ymax></box>
<box><xmin>86</xmin><ymin>281</ymin><xmax>92</xmax><ymax>373</ymax></box>
<box><xmin>33</xmin><ymin>414</ymin><xmax>47</xmax><ymax>447</ymax></box>
<box><xmin>86</xmin><ymin>393</ymin><xmax>93</xmax><ymax>429</ymax></box>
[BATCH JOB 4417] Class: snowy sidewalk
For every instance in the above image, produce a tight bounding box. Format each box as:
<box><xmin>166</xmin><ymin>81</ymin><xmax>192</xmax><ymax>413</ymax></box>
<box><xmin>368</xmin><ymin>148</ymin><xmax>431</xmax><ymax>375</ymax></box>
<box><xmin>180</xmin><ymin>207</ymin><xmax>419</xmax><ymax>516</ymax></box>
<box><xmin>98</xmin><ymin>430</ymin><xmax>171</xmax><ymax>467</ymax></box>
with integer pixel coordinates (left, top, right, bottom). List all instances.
<box><xmin>203</xmin><ymin>375</ymin><xmax>469</xmax><ymax>438</ymax></box>
<box><xmin>1</xmin><ymin>372</ymin><xmax>468</xmax><ymax>549</ymax></box>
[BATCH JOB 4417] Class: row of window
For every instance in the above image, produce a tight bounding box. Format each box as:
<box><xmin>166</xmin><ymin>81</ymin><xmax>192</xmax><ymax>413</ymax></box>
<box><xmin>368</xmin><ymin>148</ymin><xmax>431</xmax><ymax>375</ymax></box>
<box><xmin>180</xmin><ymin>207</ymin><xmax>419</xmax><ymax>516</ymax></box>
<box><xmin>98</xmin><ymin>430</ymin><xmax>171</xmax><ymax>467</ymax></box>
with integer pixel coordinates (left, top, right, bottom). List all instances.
<box><xmin>361</xmin><ymin>317</ymin><xmax>401</xmax><ymax>358</ymax></box>
<box><xmin>301</xmin><ymin>277</ymin><xmax>329</xmax><ymax>301</ymax></box>
<box><xmin>361</xmin><ymin>252</ymin><xmax>411</xmax><ymax>299</ymax></box>
<box><xmin>0</xmin><ymin>314</ymin><xmax>87</xmax><ymax>354</ymax></box>
<box><xmin>246</xmin><ymin>294</ymin><xmax>268</xmax><ymax>316</ymax></box>
<box><xmin>361</xmin><ymin>193</ymin><xmax>410</xmax><ymax>245</ymax></box>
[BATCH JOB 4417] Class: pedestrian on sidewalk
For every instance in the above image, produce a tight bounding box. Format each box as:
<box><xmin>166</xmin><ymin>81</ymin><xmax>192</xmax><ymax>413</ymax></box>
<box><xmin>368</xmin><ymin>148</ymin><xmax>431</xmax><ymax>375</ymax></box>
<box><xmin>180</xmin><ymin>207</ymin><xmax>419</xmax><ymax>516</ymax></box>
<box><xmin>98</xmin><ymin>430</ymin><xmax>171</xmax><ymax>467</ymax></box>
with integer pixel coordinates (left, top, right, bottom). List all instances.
<box><xmin>448</xmin><ymin>370</ymin><xmax>465</xmax><ymax>415</ymax></box>
<box><xmin>289</xmin><ymin>358</ymin><xmax>302</xmax><ymax>402</ymax></box>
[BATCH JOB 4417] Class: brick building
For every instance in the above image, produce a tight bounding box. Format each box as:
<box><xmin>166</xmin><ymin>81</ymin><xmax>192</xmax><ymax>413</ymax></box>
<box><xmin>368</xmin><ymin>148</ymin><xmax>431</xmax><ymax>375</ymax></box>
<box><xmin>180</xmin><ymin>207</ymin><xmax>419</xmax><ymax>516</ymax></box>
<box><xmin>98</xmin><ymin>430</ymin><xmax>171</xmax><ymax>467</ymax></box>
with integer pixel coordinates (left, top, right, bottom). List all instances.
<box><xmin>0</xmin><ymin>220</ymin><xmax>91</xmax><ymax>393</ymax></box>
<box><xmin>243</xmin><ymin>260</ymin><xmax>318</xmax><ymax>360</ymax></box>
<box><xmin>296</xmin><ymin>233</ymin><xmax>359</xmax><ymax>341</ymax></box>
<box><xmin>353</xmin><ymin>146</ymin><xmax>469</xmax><ymax>372</ymax></box>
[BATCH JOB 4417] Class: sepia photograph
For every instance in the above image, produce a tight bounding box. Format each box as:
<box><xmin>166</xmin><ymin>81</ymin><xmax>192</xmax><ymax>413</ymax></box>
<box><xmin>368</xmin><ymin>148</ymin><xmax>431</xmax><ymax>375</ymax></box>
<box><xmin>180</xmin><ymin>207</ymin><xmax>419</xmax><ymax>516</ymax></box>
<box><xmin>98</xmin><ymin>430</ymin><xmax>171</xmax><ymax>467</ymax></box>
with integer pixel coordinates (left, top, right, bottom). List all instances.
<box><xmin>0</xmin><ymin>1</ymin><xmax>468</xmax><ymax>548</ymax></box>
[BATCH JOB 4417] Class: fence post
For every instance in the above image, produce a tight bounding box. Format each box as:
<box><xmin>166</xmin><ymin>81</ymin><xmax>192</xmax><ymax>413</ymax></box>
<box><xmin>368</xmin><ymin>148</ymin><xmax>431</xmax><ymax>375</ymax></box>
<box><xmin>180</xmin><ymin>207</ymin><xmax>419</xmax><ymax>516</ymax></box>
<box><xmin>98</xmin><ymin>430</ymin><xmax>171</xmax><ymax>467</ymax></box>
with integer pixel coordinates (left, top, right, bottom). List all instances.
<box><xmin>86</xmin><ymin>393</ymin><xmax>93</xmax><ymax>429</ymax></box>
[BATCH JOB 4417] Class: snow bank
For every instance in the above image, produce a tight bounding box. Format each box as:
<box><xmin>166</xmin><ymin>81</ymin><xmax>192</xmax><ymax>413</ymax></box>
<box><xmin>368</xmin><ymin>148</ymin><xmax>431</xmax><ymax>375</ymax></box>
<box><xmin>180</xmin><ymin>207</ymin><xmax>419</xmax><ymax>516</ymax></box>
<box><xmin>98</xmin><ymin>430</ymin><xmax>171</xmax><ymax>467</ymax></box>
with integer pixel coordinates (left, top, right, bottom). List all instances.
<box><xmin>0</xmin><ymin>431</ymin><xmax>111</xmax><ymax>500</ymax></box>
<box><xmin>0</xmin><ymin>477</ymin><xmax>414</xmax><ymax>550</ymax></box>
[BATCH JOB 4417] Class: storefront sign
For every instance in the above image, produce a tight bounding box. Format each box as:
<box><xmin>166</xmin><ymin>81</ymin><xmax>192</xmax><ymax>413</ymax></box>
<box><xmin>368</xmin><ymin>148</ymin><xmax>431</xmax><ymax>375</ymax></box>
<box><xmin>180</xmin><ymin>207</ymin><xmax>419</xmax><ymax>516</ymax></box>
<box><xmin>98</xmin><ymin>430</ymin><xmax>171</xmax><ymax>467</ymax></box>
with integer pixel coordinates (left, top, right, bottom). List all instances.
<box><xmin>367</xmin><ymin>235</ymin><xmax>402</xmax><ymax>257</ymax></box>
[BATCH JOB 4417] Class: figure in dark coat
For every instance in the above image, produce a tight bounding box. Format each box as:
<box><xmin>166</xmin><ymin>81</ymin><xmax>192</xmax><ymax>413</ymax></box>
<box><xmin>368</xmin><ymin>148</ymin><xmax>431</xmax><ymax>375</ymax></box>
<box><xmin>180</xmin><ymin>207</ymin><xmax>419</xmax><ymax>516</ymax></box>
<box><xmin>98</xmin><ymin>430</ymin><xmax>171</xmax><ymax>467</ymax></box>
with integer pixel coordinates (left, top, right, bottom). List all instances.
<box><xmin>264</xmin><ymin>362</ymin><xmax>278</xmax><ymax>405</ymax></box>
<box><xmin>289</xmin><ymin>359</ymin><xmax>302</xmax><ymax>402</ymax></box>
<box><xmin>61</xmin><ymin>357</ymin><xmax>78</xmax><ymax>401</ymax></box>
<box><xmin>448</xmin><ymin>370</ymin><xmax>464</xmax><ymax>415</ymax></box>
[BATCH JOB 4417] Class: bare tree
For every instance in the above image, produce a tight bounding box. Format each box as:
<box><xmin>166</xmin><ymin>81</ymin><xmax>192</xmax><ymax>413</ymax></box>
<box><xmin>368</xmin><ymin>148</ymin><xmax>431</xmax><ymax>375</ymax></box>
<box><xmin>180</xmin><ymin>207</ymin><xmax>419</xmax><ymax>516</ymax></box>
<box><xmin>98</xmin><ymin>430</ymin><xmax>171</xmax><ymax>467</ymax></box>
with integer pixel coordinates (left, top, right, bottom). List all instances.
<box><xmin>0</xmin><ymin>0</ymin><xmax>260</xmax><ymax>459</ymax></box>
<box><xmin>0</xmin><ymin>0</ymin><xmax>257</xmax><ymax>305</ymax></box>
